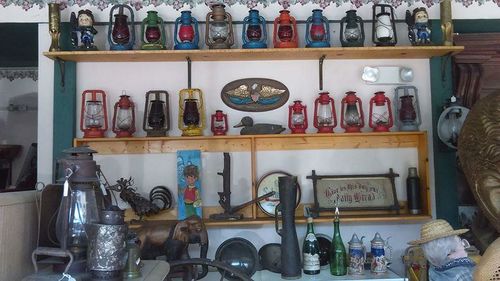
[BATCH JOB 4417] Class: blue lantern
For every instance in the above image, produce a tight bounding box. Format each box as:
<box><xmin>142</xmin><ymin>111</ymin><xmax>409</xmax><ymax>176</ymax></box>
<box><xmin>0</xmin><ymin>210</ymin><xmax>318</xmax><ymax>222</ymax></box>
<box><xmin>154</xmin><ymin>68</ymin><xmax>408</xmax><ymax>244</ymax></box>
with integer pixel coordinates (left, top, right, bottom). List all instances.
<box><xmin>305</xmin><ymin>9</ymin><xmax>330</xmax><ymax>48</ymax></box>
<box><xmin>174</xmin><ymin>11</ymin><xmax>200</xmax><ymax>50</ymax></box>
<box><xmin>242</xmin><ymin>10</ymin><xmax>267</xmax><ymax>49</ymax></box>
<box><xmin>108</xmin><ymin>5</ymin><xmax>135</xmax><ymax>50</ymax></box>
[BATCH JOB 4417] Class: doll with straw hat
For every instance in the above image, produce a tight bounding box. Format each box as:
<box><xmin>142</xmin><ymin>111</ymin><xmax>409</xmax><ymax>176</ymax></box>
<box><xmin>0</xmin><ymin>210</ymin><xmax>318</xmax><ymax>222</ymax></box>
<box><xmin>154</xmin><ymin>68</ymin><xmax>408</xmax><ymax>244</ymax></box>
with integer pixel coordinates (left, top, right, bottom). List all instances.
<box><xmin>408</xmin><ymin>219</ymin><xmax>475</xmax><ymax>281</ymax></box>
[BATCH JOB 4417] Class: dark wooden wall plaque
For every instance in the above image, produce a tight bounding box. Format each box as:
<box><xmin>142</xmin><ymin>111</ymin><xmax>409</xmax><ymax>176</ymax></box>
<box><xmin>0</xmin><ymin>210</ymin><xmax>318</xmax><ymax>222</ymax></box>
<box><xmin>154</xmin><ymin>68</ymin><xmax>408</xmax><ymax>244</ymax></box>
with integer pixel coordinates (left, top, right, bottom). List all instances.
<box><xmin>221</xmin><ymin>78</ymin><xmax>289</xmax><ymax>112</ymax></box>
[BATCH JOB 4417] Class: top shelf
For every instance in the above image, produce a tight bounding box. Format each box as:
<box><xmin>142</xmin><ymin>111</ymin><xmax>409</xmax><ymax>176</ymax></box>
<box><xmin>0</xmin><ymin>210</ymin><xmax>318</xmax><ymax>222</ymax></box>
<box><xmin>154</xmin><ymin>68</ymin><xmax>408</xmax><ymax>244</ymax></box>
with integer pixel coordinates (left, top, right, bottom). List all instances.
<box><xmin>43</xmin><ymin>46</ymin><xmax>463</xmax><ymax>62</ymax></box>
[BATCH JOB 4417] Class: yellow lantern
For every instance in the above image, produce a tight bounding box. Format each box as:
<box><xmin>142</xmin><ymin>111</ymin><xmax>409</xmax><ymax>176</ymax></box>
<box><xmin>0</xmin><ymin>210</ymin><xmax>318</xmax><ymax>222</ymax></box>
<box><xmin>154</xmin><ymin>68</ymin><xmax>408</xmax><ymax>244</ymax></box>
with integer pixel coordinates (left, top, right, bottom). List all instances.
<box><xmin>178</xmin><ymin>88</ymin><xmax>205</xmax><ymax>136</ymax></box>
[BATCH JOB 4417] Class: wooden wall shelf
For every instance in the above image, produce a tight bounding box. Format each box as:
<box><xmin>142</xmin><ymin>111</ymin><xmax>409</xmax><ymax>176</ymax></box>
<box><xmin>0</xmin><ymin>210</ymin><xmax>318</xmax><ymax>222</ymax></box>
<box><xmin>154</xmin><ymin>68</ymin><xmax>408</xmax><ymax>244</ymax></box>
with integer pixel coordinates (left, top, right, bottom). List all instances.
<box><xmin>74</xmin><ymin>132</ymin><xmax>426</xmax><ymax>154</ymax></box>
<box><xmin>44</xmin><ymin>46</ymin><xmax>463</xmax><ymax>62</ymax></box>
<box><xmin>75</xmin><ymin>131</ymin><xmax>431</xmax><ymax>224</ymax></box>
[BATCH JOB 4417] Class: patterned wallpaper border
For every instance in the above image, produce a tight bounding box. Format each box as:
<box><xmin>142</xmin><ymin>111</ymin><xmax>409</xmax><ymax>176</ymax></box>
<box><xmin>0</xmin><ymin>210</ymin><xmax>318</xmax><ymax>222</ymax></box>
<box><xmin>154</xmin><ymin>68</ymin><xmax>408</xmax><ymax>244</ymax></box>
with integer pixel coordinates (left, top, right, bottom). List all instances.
<box><xmin>1</xmin><ymin>0</ymin><xmax>498</xmax><ymax>11</ymax></box>
<box><xmin>0</xmin><ymin>68</ymin><xmax>38</xmax><ymax>81</ymax></box>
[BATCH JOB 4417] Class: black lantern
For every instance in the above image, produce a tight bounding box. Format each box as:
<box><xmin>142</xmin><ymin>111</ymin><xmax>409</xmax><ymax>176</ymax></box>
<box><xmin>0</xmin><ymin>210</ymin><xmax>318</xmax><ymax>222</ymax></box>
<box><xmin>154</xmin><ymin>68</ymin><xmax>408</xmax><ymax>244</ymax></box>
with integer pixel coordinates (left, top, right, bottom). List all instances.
<box><xmin>340</xmin><ymin>10</ymin><xmax>364</xmax><ymax>47</ymax></box>
<box><xmin>372</xmin><ymin>4</ymin><xmax>397</xmax><ymax>46</ymax></box>
<box><xmin>143</xmin><ymin>90</ymin><xmax>170</xmax><ymax>137</ymax></box>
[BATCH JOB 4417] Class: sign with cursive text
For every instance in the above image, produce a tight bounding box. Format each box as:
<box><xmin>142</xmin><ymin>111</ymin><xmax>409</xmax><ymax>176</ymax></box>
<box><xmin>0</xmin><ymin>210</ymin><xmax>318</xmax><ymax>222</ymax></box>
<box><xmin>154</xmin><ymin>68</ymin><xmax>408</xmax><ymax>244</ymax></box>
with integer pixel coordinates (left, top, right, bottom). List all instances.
<box><xmin>307</xmin><ymin>169</ymin><xmax>400</xmax><ymax>213</ymax></box>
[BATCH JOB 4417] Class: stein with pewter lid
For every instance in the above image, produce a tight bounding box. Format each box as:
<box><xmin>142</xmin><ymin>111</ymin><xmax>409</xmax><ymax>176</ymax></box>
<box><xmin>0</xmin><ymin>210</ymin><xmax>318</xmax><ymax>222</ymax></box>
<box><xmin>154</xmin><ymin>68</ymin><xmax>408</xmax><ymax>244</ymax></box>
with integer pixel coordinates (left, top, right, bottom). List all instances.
<box><xmin>370</xmin><ymin>232</ymin><xmax>392</xmax><ymax>273</ymax></box>
<box><xmin>348</xmin><ymin>233</ymin><xmax>366</xmax><ymax>275</ymax></box>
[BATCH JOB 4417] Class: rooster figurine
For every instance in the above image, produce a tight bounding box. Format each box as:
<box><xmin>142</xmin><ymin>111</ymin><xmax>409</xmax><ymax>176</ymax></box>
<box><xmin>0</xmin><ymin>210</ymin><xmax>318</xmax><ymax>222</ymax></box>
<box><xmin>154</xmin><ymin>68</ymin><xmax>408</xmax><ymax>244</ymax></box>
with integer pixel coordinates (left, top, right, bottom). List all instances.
<box><xmin>109</xmin><ymin>177</ymin><xmax>173</xmax><ymax>218</ymax></box>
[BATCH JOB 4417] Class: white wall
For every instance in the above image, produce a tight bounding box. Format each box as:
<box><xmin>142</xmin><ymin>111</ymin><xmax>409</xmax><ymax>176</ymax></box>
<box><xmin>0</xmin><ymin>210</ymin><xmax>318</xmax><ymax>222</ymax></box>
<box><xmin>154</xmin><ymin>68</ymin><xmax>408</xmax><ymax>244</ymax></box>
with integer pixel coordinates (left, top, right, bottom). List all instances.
<box><xmin>0</xmin><ymin>77</ymin><xmax>37</xmax><ymax>186</ymax></box>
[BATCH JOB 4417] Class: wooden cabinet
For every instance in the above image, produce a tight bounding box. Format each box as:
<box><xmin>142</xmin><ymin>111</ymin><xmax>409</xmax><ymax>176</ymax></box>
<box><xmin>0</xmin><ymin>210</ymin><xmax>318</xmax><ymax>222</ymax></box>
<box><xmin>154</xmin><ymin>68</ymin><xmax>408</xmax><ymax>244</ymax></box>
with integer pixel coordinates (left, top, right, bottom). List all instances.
<box><xmin>74</xmin><ymin>131</ymin><xmax>431</xmax><ymax>226</ymax></box>
<box><xmin>45</xmin><ymin>46</ymin><xmax>463</xmax><ymax>227</ymax></box>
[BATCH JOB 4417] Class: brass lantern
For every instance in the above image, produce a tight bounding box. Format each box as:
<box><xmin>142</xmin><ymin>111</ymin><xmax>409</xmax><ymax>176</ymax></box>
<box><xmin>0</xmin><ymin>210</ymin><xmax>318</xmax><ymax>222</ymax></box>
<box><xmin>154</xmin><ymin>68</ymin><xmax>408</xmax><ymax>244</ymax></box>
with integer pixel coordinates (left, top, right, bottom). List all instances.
<box><xmin>143</xmin><ymin>90</ymin><xmax>170</xmax><ymax>137</ymax></box>
<box><xmin>205</xmin><ymin>3</ymin><xmax>234</xmax><ymax>49</ymax></box>
<box><xmin>178</xmin><ymin>89</ymin><xmax>205</xmax><ymax>136</ymax></box>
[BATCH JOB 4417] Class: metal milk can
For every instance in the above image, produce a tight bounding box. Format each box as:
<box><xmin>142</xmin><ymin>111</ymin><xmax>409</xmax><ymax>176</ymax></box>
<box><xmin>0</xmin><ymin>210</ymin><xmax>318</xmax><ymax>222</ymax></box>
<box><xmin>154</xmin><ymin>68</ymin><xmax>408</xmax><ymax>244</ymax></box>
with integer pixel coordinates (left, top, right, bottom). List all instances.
<box><xmin>370</xmin><ymin>232</ymin><xmax>392</xmax><ymax>273</ymax></box>
<box><xmin>348</xmin><ymin>233</ymin><xmax>366</xmax><ymax>275</ymax></box>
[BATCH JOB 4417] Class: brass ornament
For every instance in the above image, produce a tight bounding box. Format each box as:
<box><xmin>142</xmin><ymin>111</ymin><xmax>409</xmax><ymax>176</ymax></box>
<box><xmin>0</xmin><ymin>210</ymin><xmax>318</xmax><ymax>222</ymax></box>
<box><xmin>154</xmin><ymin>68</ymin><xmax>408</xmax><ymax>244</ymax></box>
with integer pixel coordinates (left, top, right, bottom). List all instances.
<box><xmin>48</xmin><ymin>3</ymin><xmax>61</xmax><ymax>52</ymax></box>
<box><xmin>440</xmin><ymin>0</ymin><xmax>453</xmax><ymax>46</ymax></box>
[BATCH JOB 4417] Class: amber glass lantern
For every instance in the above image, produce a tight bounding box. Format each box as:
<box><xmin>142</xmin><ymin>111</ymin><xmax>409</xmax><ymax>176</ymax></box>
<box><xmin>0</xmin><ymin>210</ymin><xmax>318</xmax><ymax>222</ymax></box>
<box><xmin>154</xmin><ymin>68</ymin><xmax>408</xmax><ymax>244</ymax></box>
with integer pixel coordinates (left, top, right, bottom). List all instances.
<box><xmin>112</xmin><ymin>93</ymin><xmax>136</xmax><ymax>137</ymax></box>
<box><xmin>143</xmin><ymin>90</ymin><xmax>170</xmax><ymax>137</ymax></box>
<box><xmin>80</xmin><ymin>90</ymin><xmax>108</xmax><ymax>138</ymax></box>
<box><xmin>340</xmin><ymin>91</ymin><xmax>364</xmax><ymax>133</ymax></box>
<box><xmin>178</xmin><ymin>89</ymin><xmax>205</xmax><ymax>136</ymax></box>
<box><xmin>369</xmin><ymin>91</ymin><xmax>393</xmax><ymax>132</ymax></box>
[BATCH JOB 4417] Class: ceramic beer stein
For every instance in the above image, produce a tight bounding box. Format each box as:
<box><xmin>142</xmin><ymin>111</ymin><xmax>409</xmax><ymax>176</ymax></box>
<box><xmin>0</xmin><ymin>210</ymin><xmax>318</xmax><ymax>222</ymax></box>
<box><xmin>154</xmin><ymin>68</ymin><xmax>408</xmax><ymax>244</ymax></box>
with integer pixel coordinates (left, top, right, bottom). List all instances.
<box><xmin>370</xmin><ymin>232</ymin><xmax>392</xmax><ymax>273</ymax></box>
<box><xmin>348</xmin><ymin>233</ymin><xmax>366</xmax><ymax>274</ymax></box>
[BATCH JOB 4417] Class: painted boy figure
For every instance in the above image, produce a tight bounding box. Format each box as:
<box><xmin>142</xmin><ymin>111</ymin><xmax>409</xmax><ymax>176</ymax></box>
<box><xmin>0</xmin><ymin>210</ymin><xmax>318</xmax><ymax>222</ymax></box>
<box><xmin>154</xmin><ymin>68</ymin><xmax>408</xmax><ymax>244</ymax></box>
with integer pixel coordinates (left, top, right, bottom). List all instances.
<box><xmin>71</xmin><ymin>9</ymin><xmax>98</xmax><ymax>50</ymax></box>
<box><xmin>405</xmin><ymin>8</ymin><xmax>432</xmax><ymax>45</ymax></box>
<box><xmin>182</xmin><ymin>164</ymin><xmax>202</xmax><ymax>218</ymax></box>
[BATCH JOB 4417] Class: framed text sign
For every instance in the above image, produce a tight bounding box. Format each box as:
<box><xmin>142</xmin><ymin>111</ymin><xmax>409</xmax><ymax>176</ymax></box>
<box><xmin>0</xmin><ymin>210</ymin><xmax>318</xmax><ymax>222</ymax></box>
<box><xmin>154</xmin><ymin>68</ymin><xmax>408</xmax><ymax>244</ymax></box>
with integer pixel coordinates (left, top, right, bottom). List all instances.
<box><xmin>307</xmin><ymin>169</ymin><xmax>400</xmax><ymax>214</ymax></box>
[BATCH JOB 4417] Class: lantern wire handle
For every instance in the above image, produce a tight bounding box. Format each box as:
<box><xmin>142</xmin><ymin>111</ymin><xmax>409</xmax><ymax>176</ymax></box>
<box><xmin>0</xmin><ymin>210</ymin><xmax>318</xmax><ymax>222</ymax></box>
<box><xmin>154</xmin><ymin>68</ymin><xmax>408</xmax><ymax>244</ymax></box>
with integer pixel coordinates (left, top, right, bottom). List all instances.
<box><xmin>319</xmin><ymin>55</ymin><xmax>326</xmax><ymax>91</ymax></box>
<box><xmin>186</xmin><ymin>56</ymin><xmax>192</xmax><ymax>89</ymax></box>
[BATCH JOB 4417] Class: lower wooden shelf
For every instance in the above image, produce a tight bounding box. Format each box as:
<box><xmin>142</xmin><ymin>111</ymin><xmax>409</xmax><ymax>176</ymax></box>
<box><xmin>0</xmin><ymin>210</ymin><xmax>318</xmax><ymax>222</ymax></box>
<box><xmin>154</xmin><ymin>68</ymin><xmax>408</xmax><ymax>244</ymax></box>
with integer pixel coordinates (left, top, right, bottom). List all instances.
<box><xmin>126</xmin><ymin>201</ymin><xmax>431</xmax><ymax>227</ymax></box>
<box><xmin>128</xmin><ymin>214</ymin><xmax>432</xmax><ymax>228</ymax></box>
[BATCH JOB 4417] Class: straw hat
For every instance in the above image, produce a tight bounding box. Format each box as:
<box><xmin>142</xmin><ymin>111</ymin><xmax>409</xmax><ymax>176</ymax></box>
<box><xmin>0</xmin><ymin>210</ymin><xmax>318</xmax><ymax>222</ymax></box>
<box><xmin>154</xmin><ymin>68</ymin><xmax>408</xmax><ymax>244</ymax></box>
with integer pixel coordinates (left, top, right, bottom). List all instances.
<box><xmin>474</xmin><ymin>237</ymin><xmax>500</xmax><ymax>281</ymax></box>
<box><xmin>408</xmin><ymin>219</ymin><xmax>468</xmax><ymax>245</ymax></box>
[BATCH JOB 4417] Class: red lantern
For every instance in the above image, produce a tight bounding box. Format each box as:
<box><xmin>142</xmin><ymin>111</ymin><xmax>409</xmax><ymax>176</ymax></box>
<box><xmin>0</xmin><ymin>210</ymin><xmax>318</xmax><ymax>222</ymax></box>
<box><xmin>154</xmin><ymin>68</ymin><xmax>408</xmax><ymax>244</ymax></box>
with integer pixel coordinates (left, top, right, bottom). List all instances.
<box><xmin>273</xmin><ymin>10</ymin><xmax>298</xmax><ymax>48</ymax></box>
<box><xmin>340</xmin><ymin>91</ymin><xmax>364</xmax><ymax>133</ymax></box>
<box><xmin>112</xmin><ymin>94</ymin><xmax>136</xmax><ymax>137</ymax></box>
<box><xmin>211</xmin><ymin>110</ymin><xmax>228</xmax><ymax>136</ymax></box>
<box><xmin>369</xmin><ymin>91</ymin><xmax>393</xmax><ymax>132</ymax></box>
<box><xmin>288</xmin><ymin>100</ymin><xmax>308</xmax><ymax>134</ymax></box>
<box><xmin>313</xmin><ymin>92</ymin><xmax>337</xmax><ymax>133</ymax></box>
<box><xmin>80</xmin><ymin>90</ymin><xmax>108</xmax><ymax>138</ymax></box>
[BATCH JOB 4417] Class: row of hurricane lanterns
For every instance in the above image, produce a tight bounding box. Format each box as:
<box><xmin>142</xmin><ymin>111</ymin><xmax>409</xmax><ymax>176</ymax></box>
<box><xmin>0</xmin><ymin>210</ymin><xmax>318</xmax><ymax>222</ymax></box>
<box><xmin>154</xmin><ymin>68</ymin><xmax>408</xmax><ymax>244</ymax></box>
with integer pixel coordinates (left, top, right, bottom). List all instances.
<box><xmin>105</xmin><ymin>4</ymin><xmax>398</xmax><ymax>51</ymax></box>
<box><xmin>80</xmin><ymin>86</ymin><xmax>420</xmax><ymax>138</ymax></box>
<box><xmin>81</xmin><ymin>89</ymin><xmax>206</xmax><ymax>138</ymax></box>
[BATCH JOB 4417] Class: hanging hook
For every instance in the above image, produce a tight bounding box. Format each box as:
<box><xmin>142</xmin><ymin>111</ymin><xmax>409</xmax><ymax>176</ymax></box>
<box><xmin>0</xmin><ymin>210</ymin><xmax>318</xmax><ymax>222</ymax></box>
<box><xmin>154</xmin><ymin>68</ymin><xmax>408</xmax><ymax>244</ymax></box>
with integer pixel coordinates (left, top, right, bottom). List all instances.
<box><xmin>56</xmin><ymin>58</ymin><xmax>65</xmax><ymax>88</ymax></box>
<box><xmin>441</xmin><ymin>54</ymin><xmax>451</xmax><ymax>84</ymax></box>
<box><xmin>186</xmin><ymin>56</ymin><xmax>192</xmax><ymax>89</ymax></box>
<box><xmin>319</xmin><ymin>55</ymin><xmax>326</xmax><ymax>91</ymax></box>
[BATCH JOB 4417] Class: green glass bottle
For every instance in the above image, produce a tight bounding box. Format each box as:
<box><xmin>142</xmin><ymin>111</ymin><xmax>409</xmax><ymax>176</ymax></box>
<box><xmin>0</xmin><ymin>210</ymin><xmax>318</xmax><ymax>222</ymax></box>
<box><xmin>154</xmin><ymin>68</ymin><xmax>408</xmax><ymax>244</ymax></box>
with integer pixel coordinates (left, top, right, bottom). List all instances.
<box><xmin>330</xmin><ymin>207</ymin><xmax>347</xmax><ymax>275</ymax></box>
<box><xmin>302</xmin><ymin>217</ymin><xmax>320</xmax><ymax>275</ymax></box>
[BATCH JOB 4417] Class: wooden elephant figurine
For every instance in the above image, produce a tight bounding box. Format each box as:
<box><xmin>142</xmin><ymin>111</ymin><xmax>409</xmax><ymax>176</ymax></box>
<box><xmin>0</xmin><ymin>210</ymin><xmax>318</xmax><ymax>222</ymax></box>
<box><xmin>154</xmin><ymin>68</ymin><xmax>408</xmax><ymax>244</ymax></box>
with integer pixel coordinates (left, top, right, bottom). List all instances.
<box><xmin>133</xmin><ymin>215</ymin><xmax>209</xmax><ymax>280</ymax></box>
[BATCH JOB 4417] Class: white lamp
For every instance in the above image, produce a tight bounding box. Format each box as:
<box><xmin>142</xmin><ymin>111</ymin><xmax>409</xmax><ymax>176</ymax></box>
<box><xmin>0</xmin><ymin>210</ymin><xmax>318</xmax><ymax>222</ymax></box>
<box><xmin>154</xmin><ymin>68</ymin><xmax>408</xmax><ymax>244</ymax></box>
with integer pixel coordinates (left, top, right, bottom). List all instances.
<box><xmin>437</xmin><ymin>96</ymin><xmax>469</xmax><ymax>149</ymax></box>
